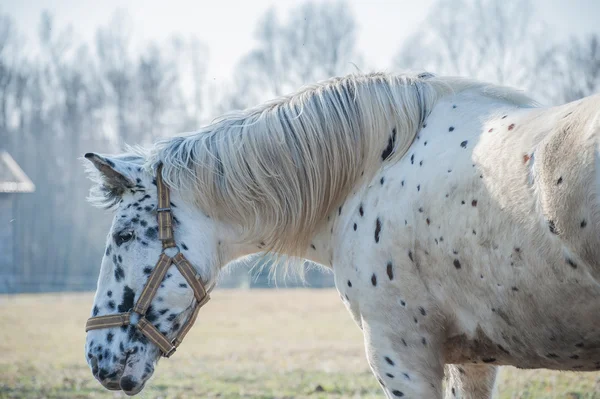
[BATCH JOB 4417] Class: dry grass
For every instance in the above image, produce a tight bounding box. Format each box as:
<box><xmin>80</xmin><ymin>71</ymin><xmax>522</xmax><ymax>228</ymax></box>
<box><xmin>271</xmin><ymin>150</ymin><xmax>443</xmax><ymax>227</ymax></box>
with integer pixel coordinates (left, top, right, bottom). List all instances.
<box><xmin>0</xmin><ymin>290</ymin><xmax>598</xmax><ymax>398</ymax></box>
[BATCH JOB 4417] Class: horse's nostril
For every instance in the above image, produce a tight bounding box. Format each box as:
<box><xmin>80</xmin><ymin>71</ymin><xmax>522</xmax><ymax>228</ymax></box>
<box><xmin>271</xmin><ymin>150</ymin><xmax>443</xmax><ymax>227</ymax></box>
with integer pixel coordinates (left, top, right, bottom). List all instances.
<box><xmin>98</xmin><ymin>368</ymin><xmax>109</xmax><ymax>381</ymax></box>
<box><xmin>120</xmin><ymin>375</ymin><xmax>138</xmax><ymax>391</ymax></box>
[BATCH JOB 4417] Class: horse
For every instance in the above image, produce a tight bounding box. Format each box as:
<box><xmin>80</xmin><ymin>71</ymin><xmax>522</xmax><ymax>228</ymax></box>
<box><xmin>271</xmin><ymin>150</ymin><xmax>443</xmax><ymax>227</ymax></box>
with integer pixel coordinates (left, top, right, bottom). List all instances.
<box><xmin>82</xmin><ymin>72</ymin><xmax>600</xmax><ymax>398</ymax></box>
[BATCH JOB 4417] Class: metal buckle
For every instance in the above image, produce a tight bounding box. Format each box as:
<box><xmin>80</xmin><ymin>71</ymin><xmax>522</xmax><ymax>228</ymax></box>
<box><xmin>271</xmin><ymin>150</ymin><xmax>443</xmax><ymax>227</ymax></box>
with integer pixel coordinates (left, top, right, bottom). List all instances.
<box><xmin>164</xmin><ymin>346</ymin><xmax>177</xmax><ymax>358</ymax></box>
<box><xmin>156</xmin><ymin>207</ymin><xmax>171</xmax><ymax>212</ymax></box>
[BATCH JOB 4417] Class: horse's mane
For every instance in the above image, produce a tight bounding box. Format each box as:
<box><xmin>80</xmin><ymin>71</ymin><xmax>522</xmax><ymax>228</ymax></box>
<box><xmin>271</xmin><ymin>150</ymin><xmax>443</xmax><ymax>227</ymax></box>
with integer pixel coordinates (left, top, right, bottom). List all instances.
<box><xmin>142</xmin><ymin>72</ymin><xmax>535</xmax><ymax>258</ymax></box>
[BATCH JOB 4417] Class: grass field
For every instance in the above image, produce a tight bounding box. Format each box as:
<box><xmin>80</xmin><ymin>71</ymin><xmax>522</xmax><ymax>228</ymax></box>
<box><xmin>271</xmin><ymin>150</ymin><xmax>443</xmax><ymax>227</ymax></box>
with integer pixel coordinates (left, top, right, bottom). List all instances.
<box><xmin>1</xmin><ymin>289</ymin><xmax>599</xmax><ymax>398</ymax></box>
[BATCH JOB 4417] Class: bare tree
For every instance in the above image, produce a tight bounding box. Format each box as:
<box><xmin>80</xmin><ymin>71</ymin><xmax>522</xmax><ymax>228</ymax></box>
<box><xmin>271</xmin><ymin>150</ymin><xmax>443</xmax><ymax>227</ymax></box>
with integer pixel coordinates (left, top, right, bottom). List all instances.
<box><xmin>95</xmin><ymin>10</ymin><xmax>135</xmax><ymax>144</ymax></box>
<box><xmin>394</xmin><ymin>0</ymin><xmax>548</xmax><ymax>90</ymax></box>
<box><xmin>220</xmin><ymin>0</ymin><xmax>363</xmax><ymax>110</ymax></box>
<box><xmin>538</xmin><ymin>35</ymin><xmax>600</xmax><ymax>104</ymax></box>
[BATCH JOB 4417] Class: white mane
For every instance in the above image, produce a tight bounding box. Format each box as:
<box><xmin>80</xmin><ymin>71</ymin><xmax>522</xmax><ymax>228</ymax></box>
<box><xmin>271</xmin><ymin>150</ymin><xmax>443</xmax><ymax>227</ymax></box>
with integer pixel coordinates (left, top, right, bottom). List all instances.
<box><xmin>146</xmin><ymin>72</ymin><xmax>536</xmax><ymax>257</ymax></box>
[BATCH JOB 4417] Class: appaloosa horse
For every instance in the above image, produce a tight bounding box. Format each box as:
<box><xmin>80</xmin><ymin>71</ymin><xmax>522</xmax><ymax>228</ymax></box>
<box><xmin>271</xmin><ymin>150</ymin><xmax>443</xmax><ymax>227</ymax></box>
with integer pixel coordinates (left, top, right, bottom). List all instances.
<box><xmin>83</xmin><ymin>72</ymin><xmax>600</xmax><ymax>397</ymax></box>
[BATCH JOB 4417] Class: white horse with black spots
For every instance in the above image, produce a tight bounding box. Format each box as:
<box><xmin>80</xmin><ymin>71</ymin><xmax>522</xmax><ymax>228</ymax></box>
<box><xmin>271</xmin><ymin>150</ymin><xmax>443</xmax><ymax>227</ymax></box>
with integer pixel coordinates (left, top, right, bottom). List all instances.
<box><xmin>83</xmin><ymin>72</ymin><xmax>600</xmax><ymax>397</ymax></box>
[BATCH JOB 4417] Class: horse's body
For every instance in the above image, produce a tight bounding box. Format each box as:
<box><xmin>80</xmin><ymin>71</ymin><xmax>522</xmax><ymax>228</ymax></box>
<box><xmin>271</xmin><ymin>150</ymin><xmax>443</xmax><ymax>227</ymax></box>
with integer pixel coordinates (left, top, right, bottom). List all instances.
<box><xmin>83</xmin><ymin>73</ymin><xmax>600</xmax><ymax>398</ymax></box>
<box><xmin>324</xmin><ymin>90</ymin><xmax>600</xmax><ymax>397</ymax></box>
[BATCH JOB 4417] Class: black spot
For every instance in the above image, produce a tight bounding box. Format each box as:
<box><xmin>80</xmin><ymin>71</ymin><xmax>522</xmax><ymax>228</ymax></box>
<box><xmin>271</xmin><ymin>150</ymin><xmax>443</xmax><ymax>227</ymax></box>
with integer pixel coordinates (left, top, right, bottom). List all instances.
<box><xmin>105</xmin><ymin>245</ymin><xmax>112</xmax><ymax>256</ymax></box>
<box><xmin>400</xmin><ymin>300</ymin><xmax>406</xmax><ymax>307</ymax></box>
<box><xmin>310</xmin><ymin>244</ymin><xmax>316</xmax><ymax>250</ymax></box>
<box><xmin>580</xmin><ymin>220</ymin><xmax>587</xmax><ymax>228</ymax></box>
<box><xmin>380</xmin><ymin>176</ymin><xmax>385</xmax><ymax>185</ymax></box>
<box><xmin>410</xmin><ymin>154</ymin><xmax>414</xmax><ymax>164</ymax></box>
<box><xmin>417</xmin><ymin>184</ymin><xmax>421</xmax><ymax>191</ymax></box>
<box><xmin>172</xmin><ymin>322</ymin><xmax>180</xmax><ymax>332</ymax></box>
<box><xmin>371</xmin><ymin>274</ymin><xmax>377</xmax><ymax>286</ymax></box>
<box><xmin>386</xmin><ymin>373</ymin><xmax>394</xmax><ymax>378</ymax></box>
<box><xmin>117</xmin><ymin>255</ymin><xmax>122</xmax><ymax>263</ymax></box>
<box><xmin>546</xmin><ymin>353</ymin><xmax>559</xmax><ymax>358</ymax></box>
<box><xmin>114</xmin><ymin>266</ymin><xmax>125</xmax><ymax>282</ymax></box>
<box><xmin>353</xmin><ymin>223</ymin><xmax>357</xmax><ymax>231</ymax></box>
<box><xmin>382</xmin><ymin>128</ymin><xmax>397</xmax><ymax>160</ymax></box>
<box><xmin>375</xmin><ymin>218</ymin><xmax>381</xmax><ymax>243</ymax></box>
<box><xmin>471</xmin><ymin>199</ymin><xmax>478</xmax><ymax>207</ymax></box>
<box><xmin>566</xmin><ymin>258</ymin><xmax>577</xmax><ymax>269</ymax></box>
<box><xmin>556</xmin><ymin>176</ymin><xmax>563</xmax><ymax>185</ymax></box>
<box><xmin>106</xmin><ymin>332</ymin><xmax>114</xmax><ymax>343</ymax></box>
<box><xmin>453</xmin><ymin>259</ymin><xmax>461</xmax><ymax>269</ymax></box>
<box><xmin>181</xmin><ymin>243</ymin><xmax>189</xmax><ymax>251</ymax></box>
<box><xmin>107</xmin><ymin>290</ymin><xmax>112</xmax><ymax>297</ymax></box>
<box><xmin>408</xmin><ymin>251</ymin><xmax>413</xmax><ymax>262</ymax></box>
<box><xmin>145</xmin><ymin>227</ymin><xmax>158</xmax><ymax>240</ymax></box>
<box><xmin>548</xmin><ymin>220</ymin><xmax>558</xmax><ymax>234</ymax></box>
<box><xmin>347</xmin><ymin>280</ymin><xmax>352</xmax><ymax>287</ymax></box>
<box><xmin>402</xmin><ymin>338</ymin><xmax>407</xmax><ymax>346</ymax></box>
<box><xmin>107</xmin><ymin>300</ymin><xmax>115</xmax><ymax>310</ymax></box>
<box><xmin>179</xmin><ymin>283</ymin><xmax>187</xmax><ymax>288</ymax></box>
<box><xmin>386</xmin><ymin>262</ymin><xmax>393</xmax><ymax>280</ymax></box>
<box><xmin>144</xmin><ymin>205</ymin><xmax>152</xmax><ymax>212</ymax></box>
<box><xmin>482</xmin><ymin>358</ymin><xmax>496</xmax><ymax>363</ymax></box>
<box><xmin>421</xmin><ymin>337</ymin><xmax>427</xmax><ymax>346</ymax></box>
<box><xmin>93</xmin><ymin>306</ymin><xmax>99</xmax><ymax>316</ymax></box>
<box><xmin>449</xmin><ymin>126</ymin><xmax>454</xmax><ymax>132</ymax></box>
<box><xmin>359</xmin><ymin>205</ymin><xmax>364</xmax><ymax>217</ymax></box>
<box><xmin>167</xmin><ymin>313</ymin><xmax>177</xmax><ymax>321</ymax></box>
<box><xmin>392</xmin><ymin>390</ymin><xmax>404</xmax><ymax>397</ymax></box>
<box><xmin>159</xmin><ymin>308</ymin><xmax>169</xmax><ymax>315</ymax></box>
<box><xmin>502</xmin><ymin>115</ymin><xmax>507</xmax><ymax>119</ymax></box>
<box><xmin>460</xmin><ymin>140</ymin><xmax>468</xmax><ymax>148</ymax></box>
<box><xmin>419</xmin><ymin>307</ymin><xmax>426</xmax><ymax>316</ymax></box>
<box><xmin>143</xmin><ymin>266</ymin><xmax>152</xmax><ymax>275</ymax></box>
<box><xmin>118</xmin><ymin>286</ymin><xmax>135</xmax><ymax>313</ymax></box>
<box><xmin>385</xmin><ymin>356</ymin><xmax>394</xmax><ymax>366</ymax></box>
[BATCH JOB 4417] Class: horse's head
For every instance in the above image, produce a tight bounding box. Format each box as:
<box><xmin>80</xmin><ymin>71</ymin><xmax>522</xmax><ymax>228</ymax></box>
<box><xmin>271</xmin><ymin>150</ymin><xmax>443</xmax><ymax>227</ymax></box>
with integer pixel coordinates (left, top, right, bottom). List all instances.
<box><xmin>82</xmin><ymin>152</ymin><xmax>224</xmax><ymax>395</ymax></box>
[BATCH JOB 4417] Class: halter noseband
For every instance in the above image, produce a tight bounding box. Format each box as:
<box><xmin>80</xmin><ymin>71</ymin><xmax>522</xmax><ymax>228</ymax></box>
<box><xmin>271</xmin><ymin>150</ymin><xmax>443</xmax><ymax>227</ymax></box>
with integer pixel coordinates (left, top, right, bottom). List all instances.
<box><xmin>85</xmin><ymin>164</ymin><xmax>211</xmax><ymax>358</ymax></box>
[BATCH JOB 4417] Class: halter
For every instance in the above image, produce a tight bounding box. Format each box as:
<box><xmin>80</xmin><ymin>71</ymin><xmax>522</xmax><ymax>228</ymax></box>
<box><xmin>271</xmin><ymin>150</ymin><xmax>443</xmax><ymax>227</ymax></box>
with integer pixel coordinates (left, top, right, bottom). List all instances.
<box><xmin>85</xmin><ymin>164</ymin><xmax>211</xmax><ymax>358</ymax></box>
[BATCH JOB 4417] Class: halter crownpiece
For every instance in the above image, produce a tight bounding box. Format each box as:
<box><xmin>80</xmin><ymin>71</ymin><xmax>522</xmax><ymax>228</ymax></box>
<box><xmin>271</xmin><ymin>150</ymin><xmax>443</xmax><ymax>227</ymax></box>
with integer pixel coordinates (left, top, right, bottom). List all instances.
<box><xmin>85</xmin><ymin>164</ymin><xmax>211</xmax><ymax>358</ymax></box>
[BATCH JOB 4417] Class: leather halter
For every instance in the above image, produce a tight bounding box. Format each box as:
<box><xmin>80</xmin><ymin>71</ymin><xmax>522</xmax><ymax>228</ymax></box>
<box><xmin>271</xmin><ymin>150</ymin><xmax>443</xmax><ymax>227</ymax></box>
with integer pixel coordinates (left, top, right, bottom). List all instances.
<box><xmin>85</xmin><ymin>164</ymin><xmax>211</xmax><ymax>358</ymax></box>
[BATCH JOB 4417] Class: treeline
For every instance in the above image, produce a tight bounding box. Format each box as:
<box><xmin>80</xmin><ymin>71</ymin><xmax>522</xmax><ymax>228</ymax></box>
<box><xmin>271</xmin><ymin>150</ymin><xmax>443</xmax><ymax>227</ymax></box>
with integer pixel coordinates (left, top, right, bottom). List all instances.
<box><xmin>0</xmin><ymin>0</ymin><xmax>598</xmax><ymax>292</ymax></box>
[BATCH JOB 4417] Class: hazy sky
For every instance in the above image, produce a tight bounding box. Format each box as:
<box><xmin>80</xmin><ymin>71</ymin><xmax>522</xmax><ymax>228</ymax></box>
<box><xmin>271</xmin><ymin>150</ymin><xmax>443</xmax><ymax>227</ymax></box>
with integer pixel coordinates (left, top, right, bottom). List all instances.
<box><xmin>5</xmin><ymin>0</ymin><xmax>600</xmax><ymax>82</ymax></box>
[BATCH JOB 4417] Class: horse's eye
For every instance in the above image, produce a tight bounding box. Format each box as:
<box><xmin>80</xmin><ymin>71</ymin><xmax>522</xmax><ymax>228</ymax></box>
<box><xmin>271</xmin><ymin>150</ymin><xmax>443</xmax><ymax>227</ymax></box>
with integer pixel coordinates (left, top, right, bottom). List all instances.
<box><xmin>115</xmin><ymin>230</ymin><xmax>134</xmax><ymax>246</ymax></box>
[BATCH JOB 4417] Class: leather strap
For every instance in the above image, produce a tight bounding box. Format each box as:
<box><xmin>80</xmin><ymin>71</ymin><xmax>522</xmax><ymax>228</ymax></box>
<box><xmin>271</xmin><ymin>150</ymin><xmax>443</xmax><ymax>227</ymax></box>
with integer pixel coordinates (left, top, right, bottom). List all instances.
<box><xmin>132</xmin><ymin>253</ymin><xmax>172</xmax><ymax>315</ymax></box>
<box><xmin>137</xmin><ymin>317</ymin><xmax>177</xmax><ymax>357</ymax></box>
<box><xmin>156</xmin><ymin>164</ymin><xmax>175</xmax><ymax>249</ymax></box>
<box><xmin>85</xmin><ymin>313</ymin><xmax>130</xmax><ymax>332</ymax></box>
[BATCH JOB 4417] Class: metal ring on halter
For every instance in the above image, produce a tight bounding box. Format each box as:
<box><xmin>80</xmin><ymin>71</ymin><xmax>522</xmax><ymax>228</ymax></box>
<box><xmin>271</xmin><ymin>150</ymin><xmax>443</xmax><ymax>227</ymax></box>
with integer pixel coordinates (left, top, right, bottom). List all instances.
<box><xmin>163</xmin><ymin>245</ymin><xmax>180</xmax><ymax>258</ymax></box>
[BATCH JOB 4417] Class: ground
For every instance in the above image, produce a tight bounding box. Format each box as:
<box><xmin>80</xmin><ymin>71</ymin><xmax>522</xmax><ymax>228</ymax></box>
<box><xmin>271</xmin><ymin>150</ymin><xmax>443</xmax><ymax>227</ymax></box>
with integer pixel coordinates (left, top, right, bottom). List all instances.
<box><xmin>1</xmin><ymin>289</ymin><xmax>599</xmax><ymax>398</ymax></box>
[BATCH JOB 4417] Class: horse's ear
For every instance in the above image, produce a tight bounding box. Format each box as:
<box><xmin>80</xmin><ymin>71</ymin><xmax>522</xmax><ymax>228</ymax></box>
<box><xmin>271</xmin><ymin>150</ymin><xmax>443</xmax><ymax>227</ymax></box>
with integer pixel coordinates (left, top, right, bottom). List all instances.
<box><xmin>84</xmin><ymin>153</ymin><xmax>136</xmax><ymax>191</ymax></box>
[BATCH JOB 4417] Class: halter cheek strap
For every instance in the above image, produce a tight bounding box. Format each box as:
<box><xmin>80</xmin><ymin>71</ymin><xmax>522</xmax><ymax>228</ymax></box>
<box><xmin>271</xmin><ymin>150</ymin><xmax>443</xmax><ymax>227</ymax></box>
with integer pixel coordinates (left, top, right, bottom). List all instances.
<box><xmin>85</xmin><ymin>164</ymin><xmax>211</xmax><ymax>358</ymax></box>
